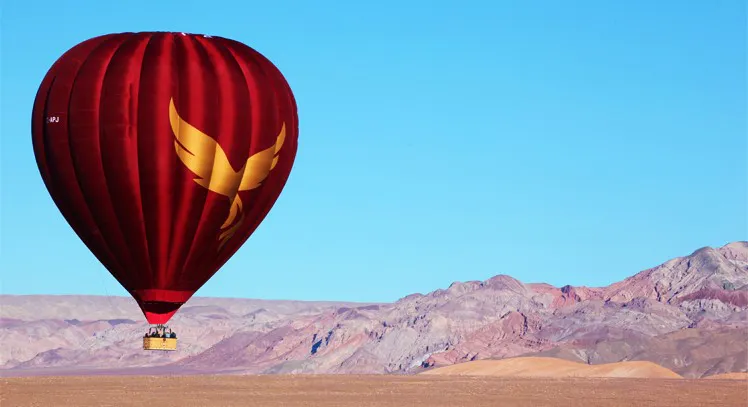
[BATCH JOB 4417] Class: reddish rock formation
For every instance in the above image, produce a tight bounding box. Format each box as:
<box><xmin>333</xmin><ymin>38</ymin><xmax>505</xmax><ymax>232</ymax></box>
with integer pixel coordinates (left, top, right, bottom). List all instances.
<box><xmin>1</xmin><ymin>241</ymin><xmax>746</xmax><ymax>379</ymax></box>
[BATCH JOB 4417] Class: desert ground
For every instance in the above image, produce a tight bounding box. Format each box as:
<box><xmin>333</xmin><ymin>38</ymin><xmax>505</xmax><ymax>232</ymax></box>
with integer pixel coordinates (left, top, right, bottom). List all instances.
<box><xmin>1</xmin><ymin>374</ymin><xmax>746</xmax><ymax>407</ymax></box>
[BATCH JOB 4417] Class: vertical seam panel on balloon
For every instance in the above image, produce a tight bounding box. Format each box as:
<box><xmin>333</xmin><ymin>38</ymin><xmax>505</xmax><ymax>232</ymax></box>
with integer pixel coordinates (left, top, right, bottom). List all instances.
<box><xmin>164</xmin><ymin>33</ymin><xmax>188</xmax><ymax>290</ymax></box>
<box><xmin>263</xmin><ymin>63</ymin><xmax>299</xmax><ymax>238</ymax></box>
<box><xmin>257</xmin><ymin>59</ymin><xmax>297</xmax><ymax>254</ymax></box>
<box><xmin>267</xmin><ymin>54</ymin><xmax>299</xmax><ymax>195</ymax></box>
<box><xmin>209</xmin><ymin>41</ymin><xmax>248</xmax><ymax>267</ymax></box>
<box><xmin>184</xmin><ymin>37</ymin><xmax>252</xmax><ymax>289</ymax></box>
<box><xmin>97</xmin><ymin>36</ymin><xmax>143</xmax><ymax>290</ymax></box>
<box><xmin>65</xmin><ymin>36</ymin><xmax>129</xmax><ymax>282</ymax></box>
<box><xmin>257</xmin><ymin>63</ymin><xmax>288</xmax><ymax>239</ymax></box>
<box><xmin>39</xmin><ymin>76</ymin><xmax>58</xmax><ymax>200</ymax></box>
<box><xmin>133</xmin><ymin>33</ymin><xmax>158</xmax><ymax>288</ymax></box>
<box><xmin>212</xmin><ymin>42</ymin><xmax>269</xmax><ymax>267</ymax></box>
<box><xmin>140</xmin><ymin>33</ymin><xmax>174</xmax><ymax>290</ymax></box>
<box><xmin>176</xmin><ymin>35</ymin><xmax>222</xmax><ymax>286</ymax></box>
<box><xmin>41</xmin><ymin>63</ymin><xmax>122</xmax><ymax>279</ymax></box>
<box><xmin>238</xmin><ymin>48</ymin><xmax>283</xmax><ymax>256</ymax></box>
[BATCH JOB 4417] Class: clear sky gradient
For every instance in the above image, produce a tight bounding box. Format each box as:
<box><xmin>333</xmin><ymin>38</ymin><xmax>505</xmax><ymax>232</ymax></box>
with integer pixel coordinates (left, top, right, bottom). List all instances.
<box><xmin>1</xmin><ymin>0</ymin><xmax>746</xmax><ymax>302</ymax></box>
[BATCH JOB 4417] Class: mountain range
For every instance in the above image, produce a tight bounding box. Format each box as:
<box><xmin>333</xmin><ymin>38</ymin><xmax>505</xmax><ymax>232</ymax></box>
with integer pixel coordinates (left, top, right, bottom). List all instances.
<box><xmin>1</xmin><ymin>241</ymin><xmax>746</xmax><ymax>378</ymax></box>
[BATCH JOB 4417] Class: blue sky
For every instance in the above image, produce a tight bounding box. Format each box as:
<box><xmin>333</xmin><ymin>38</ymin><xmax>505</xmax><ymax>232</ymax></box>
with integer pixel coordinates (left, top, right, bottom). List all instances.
<box><xmin>1</xmin><ymin>0</ymin><xmax>745</xmax><ymax>302</ymax></box>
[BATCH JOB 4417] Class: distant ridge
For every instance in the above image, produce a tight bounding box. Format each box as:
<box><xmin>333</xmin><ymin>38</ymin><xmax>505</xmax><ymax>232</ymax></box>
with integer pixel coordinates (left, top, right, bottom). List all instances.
<box><xmin>1</xmin><ymin>241</ymin><xmax>746</xmax><ymax>378</ymax></box>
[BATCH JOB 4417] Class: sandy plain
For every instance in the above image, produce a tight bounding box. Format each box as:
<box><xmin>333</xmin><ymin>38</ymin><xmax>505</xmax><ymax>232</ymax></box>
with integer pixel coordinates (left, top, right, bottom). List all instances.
<box><xmin>2</xmin><ymin>374</ymin><xmax>747</xmax><ymax>407</ymax></box>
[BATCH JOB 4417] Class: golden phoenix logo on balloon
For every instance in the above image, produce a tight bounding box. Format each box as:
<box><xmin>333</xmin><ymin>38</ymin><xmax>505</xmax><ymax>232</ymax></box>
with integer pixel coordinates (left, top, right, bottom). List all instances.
<box><xmin>168</xmin><ymin>98</ymin><xmax>285</xmax><ymax>250</ymax></box>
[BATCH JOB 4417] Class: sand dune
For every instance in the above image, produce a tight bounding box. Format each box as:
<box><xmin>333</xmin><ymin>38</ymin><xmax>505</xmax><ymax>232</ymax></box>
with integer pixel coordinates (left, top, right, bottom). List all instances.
<box><xmin>704</xmin><ymin>372</ymin><xmax>748</xmax><ymax>380</ymax></box>
<box><xmin>421</xmin><ymin>357</ymin><xmax>683</xmax><ymax>379</ymax></box>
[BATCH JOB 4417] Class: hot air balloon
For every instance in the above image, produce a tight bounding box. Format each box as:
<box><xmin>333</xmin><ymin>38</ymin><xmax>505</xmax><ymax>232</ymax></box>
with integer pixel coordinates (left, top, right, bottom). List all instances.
<box><xmin>31</xmin><ymin>32</ymin><xmax>299</xmax><ymax>350</ymax></box>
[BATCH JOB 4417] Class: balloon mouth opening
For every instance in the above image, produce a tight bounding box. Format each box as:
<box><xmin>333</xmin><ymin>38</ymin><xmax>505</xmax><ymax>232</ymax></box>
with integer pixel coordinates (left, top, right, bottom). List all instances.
<box><xmin>131</xmin><ymin>289</ymin><xmax>195</xmax><ymax>324</ymax></box>
<box><xmin>140</xmin><ymin>301</ymin><xmax>183</xmax><ymax>325</ymax></box>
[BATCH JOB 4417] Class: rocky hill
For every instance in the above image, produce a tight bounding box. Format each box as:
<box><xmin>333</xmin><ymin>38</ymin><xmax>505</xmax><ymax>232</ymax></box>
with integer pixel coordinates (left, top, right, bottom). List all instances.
<box><xmin>1</xmin><ymin>241</ymin><xmax>746</xmax><ymax>378</ymax></box>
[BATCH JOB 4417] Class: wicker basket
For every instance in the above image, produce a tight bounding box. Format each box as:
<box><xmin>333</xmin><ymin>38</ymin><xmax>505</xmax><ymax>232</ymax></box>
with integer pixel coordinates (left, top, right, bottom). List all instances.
<box><xmin>143</xmin><ymin>337</ymin><xmax>177</xmax><ymax>351</ymax></box>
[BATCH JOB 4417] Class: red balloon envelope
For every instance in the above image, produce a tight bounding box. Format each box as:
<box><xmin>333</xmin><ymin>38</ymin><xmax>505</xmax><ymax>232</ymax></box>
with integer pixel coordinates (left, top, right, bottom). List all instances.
<box><xmin>31</xmin><ymin>32</ymin><xmax>299</xmax><ymax>324</ymax></box>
